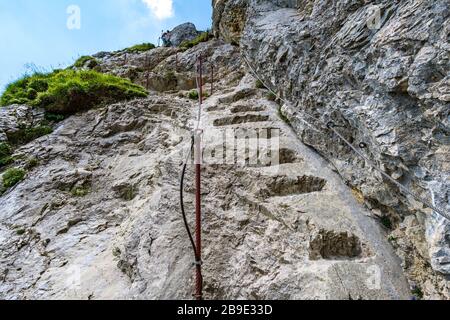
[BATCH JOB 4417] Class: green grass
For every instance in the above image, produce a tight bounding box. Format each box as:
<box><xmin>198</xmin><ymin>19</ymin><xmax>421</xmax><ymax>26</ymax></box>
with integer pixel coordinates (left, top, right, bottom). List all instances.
<box><xmin>71</xmin><ymin>185</ymin><xmax>90</xmax><ymax>197</ymax></box>
<box><xmin>26</xmin><ymin>157</ymin><xmax>39</xmax><ymax>169</ymax></box>
<box><xmin>0</xmin><ymin>156</ymin><xmax>13</xmax><ymax>168</ymax></box>
<box><xmin>2</xmin><ymin>168</ymin><xmax>26</xmax><ymax>189</ymax></box>
<box><xmin>411</xmin><ymin>286</ymin><xmax>423</xmax><ymax>299</ymax></box>
<box><xmin>180</xmin><ymin>32</ymin><xmax>212</xmax><ymax>49</ymax></box>
<box><xmin>188</xmin><ymin>90</ymin><xmax>199</xmax><ymax>100</ymax></box>
<box><xmin>44</xmin><ymin>112</ymin><xmax>66</xmax><ymax>122</ymax></box>
<box><xmin>0</xmin><ymin>69</ymin><xmax>148</xmax><ymax>114</ymax></box>
<box><xmin>187</xmin><ymin>89</ymin><xmax>209</xmax><ymax>100</ymax></box>
<box><xmin>7</xmin><ymin>126</ymin><xmax>53</xmax><ymax>146</ymax></box>
<box><xmin>124</xmin><ymin>43</ymin><xmax>156</xmax><ymax>53</ymax></box>
<box><xmin>73</xmin><ymin>56</ymin><xmax>98</xmax><ymax>68</ymax></box>
<box><xmin>0</xmin><ymin>143</ymin><xmax>12</xmax><ymax>159</ymax></box>
<box><xmin>266</xmin><ymin>92</ymin><xmax>277</xmax><ymax>101</ymax></box>
<box><xmin>0</xmin><ymin>143</ymin><xmax>13</xmax><ymax>168</ymax></box>
<box><xmin>255</xmin><ymin>80</ymin><xmax>267</xmax><ymax>89</ymax></box>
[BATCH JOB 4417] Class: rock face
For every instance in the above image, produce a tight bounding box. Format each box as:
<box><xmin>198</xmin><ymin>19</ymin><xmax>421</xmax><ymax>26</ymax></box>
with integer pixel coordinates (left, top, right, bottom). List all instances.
<box><xmin>1</xmin><ymin>38</ymin><xmax>415</xmax><ymax>300</ymax></box>
<box><xmin>213</xmin><ymin>0</ymin><xmax>450</xmax><ymax>298</ymax></box>
<box><xmin>0</xmin><ymin>0</ymin><xmax>448</xmax><ymax>300</ymax></box>
<box><xmin>168</xmin><ymin>22</ymin><xmax>201</xmax><ymax>47</ymax></box>
<box><xmin>212</xmin><ymin>0</ymin><xmax>248</xmax><ymax>43</ymax></box>
<box><xmin>0</xmin><ymin>105</ymin><xmax>46</xmax><ymax>142</ymax></box>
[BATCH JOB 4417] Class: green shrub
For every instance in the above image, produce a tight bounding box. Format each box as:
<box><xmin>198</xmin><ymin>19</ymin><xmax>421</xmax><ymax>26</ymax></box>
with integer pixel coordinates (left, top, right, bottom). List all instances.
<box><xmin>7</xmin><ymin>125</ymin><xmax>53</xmax><ymax>145</ymax></box>
<box><xmin>188</xmin><ymin>90</ymin><xmax>199</xmax><ymax>100</ymax></box>
<box><xmin>165</xmin><ymin>71</ymin><xmax>177</xmax><ymax>85</ymax></box>
<box><xmin>187</xmin><ymin>89</ymin><xmax>209</xmax><ymax>100</ymax></box>
<box><xmin>255</xmin><ymin>80</ymin><xmax>267</xmax><ymax>89</ymax></box>
<box><xmin>411</xmin><ymin>286</ymin><xmax>423</xmax><ymax>299</ymax></box>
<box><xmin>26</xmin><ymin>157</ymin><xmax>39</xmax><ymax>169</ymax></box>
<box><xmin>0</xmin><ymin>156</ymin><xmax>13</xmax><ymax>168</ymax></box>
<box><xmin>73</xmin><ymin>56</ymin><xmax>98</xmax><ymax>68</ymax></box>
<box><xmin>2</xmin><ymin>168</ymin><xmax>26</xmax><ymax>189</ymax></box>
<box><xmin>180</xmin><ymin>32</ymin><xmax>212</xmax><ymax>49</ymax></box>
<box><xmin>0</xmin><ymin>143</ymin><xmax>13</xmax><ymax>168</ymax></box>
<box><xmin>1</xmin><ymin>69</ymin><xmax>148</xmax><ymax>114</ymax></box>
<box><xmin>44</xmin><ymin>112</ymin><xmax>66</xmax><ymax>122</ymax></box>
<box><xmin>124</xmin><ymin>43</ymin><xmax>156</xmax><ymax>53</ymax></box>
<box><xmin>266</xmin><ymin>92</ymin><xmax>277</xmax><ymax>101</ymax></box>
<box><xmin>71</xmin><ymin>185</ymin><xmax>90</xmax><ymax>197</ymax></box>
<box><xmin>29</xmin><ymin>79</ymin><xmax>49</xmax><ymax>92</ymax></box>
<box><xmin>0</xmin><ymin>143</ymin><xmax>11</xmax><ymax>159</ymax></box>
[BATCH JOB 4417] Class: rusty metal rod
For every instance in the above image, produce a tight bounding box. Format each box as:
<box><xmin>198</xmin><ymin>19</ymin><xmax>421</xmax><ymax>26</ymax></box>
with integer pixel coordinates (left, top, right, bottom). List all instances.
<box><xmin>194</xmin><ymin>56</ymin><xmax>203</xmax><ymax>300</ymax></box>
<box><xmin>211</xmin><ymin>65</ymin><xmax>214</xmax><ymax>95</ymax></box>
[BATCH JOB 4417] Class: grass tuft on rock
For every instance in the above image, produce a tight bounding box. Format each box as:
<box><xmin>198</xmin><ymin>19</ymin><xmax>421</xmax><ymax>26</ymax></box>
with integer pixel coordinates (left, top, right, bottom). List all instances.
<box><xmin>0</xmin><ymin>69</ymin><xmax>148</xmax><ymax>114</ymax></box>
<box><xmin>255</xmin><ymin>80</ymin><xmax>267</xmax><ymax>89</ymax></box>
<box><xmin>2</xmin><ymin>168</ymin><xmax>26</xmax><ymax>190</ymax></box>
<box><xmin>180</xmin><ymin>32</ymin><xmax>212</xmax><ymax>49</ymax></box>
<box><xmin>187</xmin><ymin>89</ymin><xmax>209</xmax><ymax>100</ymax></box>
<box><xmin>266</xmin><ymin>92</ymin><xmax>277</xmax><ymax>101</ymax></box>
<box><xmin>124</xmin><ymin>43</ymin><xmax>156</xmax><ymax>53</ymax></box>
<box><xmin>7</xmin><ymin>126</ymin><xmax>53</xmax><ymax>146</ymax></box>
<box><xmin>71</xmin><ymin>185</ymin><xmax>91</xmax><ymax>197</ymax></box>
<box><xmin>0</xmin><ymin>143</ymin><xmax>14</xmax><ymax>168</ymax></box>
<box><xmin>0</xmin><ymin>143</ymin><xmax>12</xmax><ymax>161</ymax></box>
<box><xmin>188</xmin><ymin>90</ymin><xmax>199</xmax><ymax>100</ymax></box>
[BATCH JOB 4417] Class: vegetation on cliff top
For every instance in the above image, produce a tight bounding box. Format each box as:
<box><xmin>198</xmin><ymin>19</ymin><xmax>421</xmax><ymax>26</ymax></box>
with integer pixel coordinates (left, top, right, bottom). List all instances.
<box><xmin>73</xmin><ymin>56</ymin><xmax>99</xmax><ymax>68</ymax></box>
<box><xmin>180</xmin><ymin>32</ymin><xmax>212</xmax><ymax>49</ymax></box>
<box><xmin>124</xmin><ymin>43</ymin><xmax>156</xmax><ymax>53</ymax></box>
<box><xmin>0</xmin><ymin>69</ymin><xmax>148</xmax><ymax>114</ymax></box>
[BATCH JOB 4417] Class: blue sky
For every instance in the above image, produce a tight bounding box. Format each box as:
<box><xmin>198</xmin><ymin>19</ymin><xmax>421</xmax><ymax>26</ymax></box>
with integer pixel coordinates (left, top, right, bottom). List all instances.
<box><xmin>0</xmin><ymin>0</ymin><xmax>212</xmax><ymax>93</ymax></box>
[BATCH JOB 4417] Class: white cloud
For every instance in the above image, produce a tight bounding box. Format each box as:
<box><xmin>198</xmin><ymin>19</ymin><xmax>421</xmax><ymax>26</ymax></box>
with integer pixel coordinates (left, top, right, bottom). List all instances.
<box><xmin>142</xmin><ymin>0</ymin><xmax>174</xmax><ymax>20</ymax></box>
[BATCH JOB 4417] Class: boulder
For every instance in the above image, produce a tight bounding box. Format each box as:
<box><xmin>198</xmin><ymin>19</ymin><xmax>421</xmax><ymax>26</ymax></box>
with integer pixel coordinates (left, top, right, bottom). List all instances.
<box><xmin>168</xmin><ymin>22</ymin><xmax>200</xmax><ymax>46</ymax></box>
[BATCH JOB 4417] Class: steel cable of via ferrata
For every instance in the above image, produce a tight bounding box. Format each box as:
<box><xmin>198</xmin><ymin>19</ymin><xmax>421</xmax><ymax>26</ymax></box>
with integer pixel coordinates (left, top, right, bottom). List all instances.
<box><xmin>179</xmin><ymin>137</ymin><xmax>204</xmax><ymax>298</ymax></box>
<box><xmin>180</xmin><ymin>136</ymin><xmax>198</xmax><ymax>260</ymax></box>
<box><xmin>241</xmin><ymin>54</ymin><xmax>449</xmax><ymax>221</ymax></box>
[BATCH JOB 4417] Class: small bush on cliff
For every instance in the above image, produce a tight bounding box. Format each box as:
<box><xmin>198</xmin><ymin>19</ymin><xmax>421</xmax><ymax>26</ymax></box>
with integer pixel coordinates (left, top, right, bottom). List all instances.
<box><xmin>2</xmin><ymin>168</ymin><xmax>26</xmax><ymax>189</ymax></box>
<box><xmin>71</xmin><ymin>185</ymin><xmax>91</xmax><ymax>197</ymax></box>
<box><xmin>180</xmin><ymin>32</ymin><xmax>212</xmax><ymax>49</ymax></box>
<box><xmin>0</xmin><ymin>70</ymin><xmax>148</xmax><ymax>114</ymax></box>
<box><xmin>0</xmin><ymin>143</ymin><xmax>13</xmax><ymax>168</ymax></box>
<box><xmin>124</xmin><ymin>43</ymin><xmax>156</xmax><ymax>53</ymax></box>
<box><xmin>0</xmin><ymin>143</ymin><xmax>12</xmax><ymax>160</ymax></box>
<box><xmin>187</xmin><ymin>89</ymin><xmax>209</xmax><ymax>100</ymax></box>
<box><xmin>255</xmin><ymin>80</ymin><xmax>267</xmax><ymax>89</ymax></box>
<box><xmin>266</xmin><ymin>92</ymin><xmax>277</xmax><ymax>101</ymax></box>
<box><xmin>188</xmin><ymin>90</ymin><xmax>199</xmax><ymax>100</ymax></box>
<box><xmin>7</xmin><ymin>125</ymin><xmax>53</xmax><ymax>145</ymax></box>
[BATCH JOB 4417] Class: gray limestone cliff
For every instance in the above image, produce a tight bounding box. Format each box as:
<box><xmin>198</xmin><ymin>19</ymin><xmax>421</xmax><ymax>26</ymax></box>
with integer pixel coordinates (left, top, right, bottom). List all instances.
<box><xmin>0</xmin><ymin>0</ymin><xmax>448</xmax><ymax>300</ymax></box>
<box><xmin>213</xmin><ymin>0</ymin><xmax>450</xmax><ymax>298</ymax></box>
